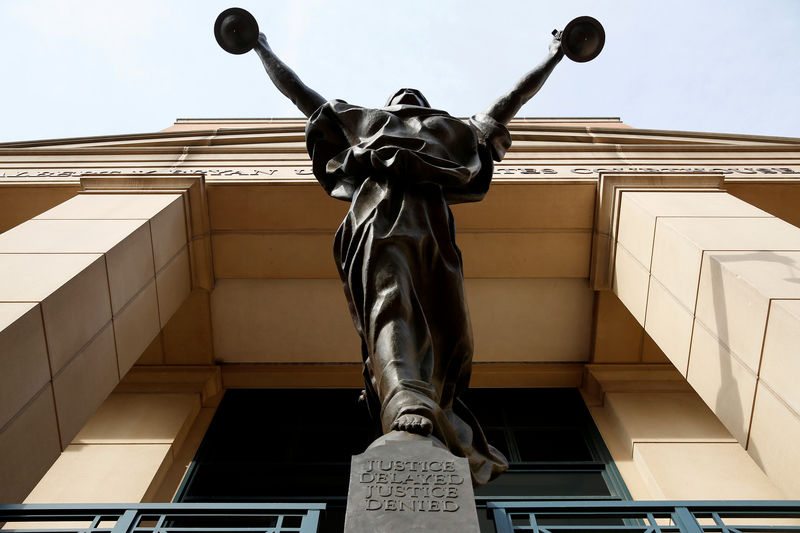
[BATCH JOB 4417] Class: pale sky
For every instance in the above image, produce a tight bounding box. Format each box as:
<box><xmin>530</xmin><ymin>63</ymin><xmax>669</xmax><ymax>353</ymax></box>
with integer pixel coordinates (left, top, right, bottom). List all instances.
<box><xmin>1</xmin><ymin>0</ymin><xmax>798</xmax><ymax>143</ymax></box>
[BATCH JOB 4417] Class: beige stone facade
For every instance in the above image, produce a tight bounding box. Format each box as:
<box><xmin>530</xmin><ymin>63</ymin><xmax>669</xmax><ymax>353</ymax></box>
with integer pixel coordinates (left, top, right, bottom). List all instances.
<box><xmin>2</xmin><ymin>117</ymin><xmax>800</xmax><ymax>504</ymax></box>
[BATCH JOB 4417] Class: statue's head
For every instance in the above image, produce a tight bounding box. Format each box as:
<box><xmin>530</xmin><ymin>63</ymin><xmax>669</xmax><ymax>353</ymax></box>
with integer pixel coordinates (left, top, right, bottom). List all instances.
<box><xmin>386</xmin><ymin>88</ymin><xmax>430</xmax><ymax>108</ymax></box>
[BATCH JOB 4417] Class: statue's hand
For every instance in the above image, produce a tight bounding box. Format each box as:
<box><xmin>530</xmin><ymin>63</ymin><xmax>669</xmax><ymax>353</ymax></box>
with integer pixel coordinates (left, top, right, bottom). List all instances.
<box><xmin>549</xmin><ymin>31</ymin><xmax>563</xmax><ymax>57</ymax></box>
<box><xmin>257</xmin><ymin>32</ymin><xmax>270</xmax><ymax>50</ymax></box>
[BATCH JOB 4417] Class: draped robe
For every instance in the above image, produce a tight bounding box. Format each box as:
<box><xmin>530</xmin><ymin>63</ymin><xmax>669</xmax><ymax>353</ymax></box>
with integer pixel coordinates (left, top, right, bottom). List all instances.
<box><xmin>305</xmin><ymin>100</ymin><xmax>511</xmax><ymax>485</ymax></box>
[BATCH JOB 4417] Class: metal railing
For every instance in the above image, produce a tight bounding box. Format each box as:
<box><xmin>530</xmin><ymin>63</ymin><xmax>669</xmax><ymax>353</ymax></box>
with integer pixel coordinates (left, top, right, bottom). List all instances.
<box><xmin>0</xmin><ymin>503</ymin><xmax>325</xmax><ymax>533</ymax></box>
<box><xmin>489</xmin><ymin>500</ymin><xmax>800</xmax><ymax>533</ymax></box>
<box><xmin>4</xmin><ymin>500</ymin><xmax>800</xmax><ymax>533</ymax></box>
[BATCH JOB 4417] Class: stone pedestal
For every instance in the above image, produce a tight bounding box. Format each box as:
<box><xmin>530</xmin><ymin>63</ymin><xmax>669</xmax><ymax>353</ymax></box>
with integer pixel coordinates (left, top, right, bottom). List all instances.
<box><xmin>344</xmin><ymin>431</ymin><xmax>479</xmax><ymax>533</ymax></box>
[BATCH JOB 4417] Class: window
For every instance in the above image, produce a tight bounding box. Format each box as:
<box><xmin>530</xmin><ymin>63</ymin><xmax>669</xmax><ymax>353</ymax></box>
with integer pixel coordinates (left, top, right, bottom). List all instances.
<box><xmin>464</xmin><ymin>389</ymin><xmax>629</xmax><ymax>530</ymax></box>
<box><xmin>177</xmin><ymin>388</ymin><xmax>627</xmax><ymax>532</ymax></box>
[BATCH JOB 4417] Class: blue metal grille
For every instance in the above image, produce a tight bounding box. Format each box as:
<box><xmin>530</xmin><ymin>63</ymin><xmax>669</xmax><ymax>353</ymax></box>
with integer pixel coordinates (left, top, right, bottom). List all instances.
<box><xmin>489</xmin><ymin>501</ymin><xmax>800</xmax><ymax>533</ymax></box>
<box><xmin>0</xmin><ymin>503</ymin><xmax>324</xmax><ymax>533</ymax></box>
<box><xmin>4</xmin><ymin>501</ymin><xmax>800</xmax><ymax>533</ymax></box>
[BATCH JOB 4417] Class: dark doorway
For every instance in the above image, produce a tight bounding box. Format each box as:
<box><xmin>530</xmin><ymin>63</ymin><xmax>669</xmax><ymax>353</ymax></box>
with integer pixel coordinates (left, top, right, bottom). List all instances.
<box><xmin>176</xmin><ymin>388</ymin><xmax>627</xmax><ymax>532</ymax></box>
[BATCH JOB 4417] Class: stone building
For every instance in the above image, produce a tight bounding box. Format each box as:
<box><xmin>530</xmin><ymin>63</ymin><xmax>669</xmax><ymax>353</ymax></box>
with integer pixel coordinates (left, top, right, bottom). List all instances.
<box><xmin>1</xmin><ymin>116</ymin><xmax>799</xmax><ymax>531</ymax></box>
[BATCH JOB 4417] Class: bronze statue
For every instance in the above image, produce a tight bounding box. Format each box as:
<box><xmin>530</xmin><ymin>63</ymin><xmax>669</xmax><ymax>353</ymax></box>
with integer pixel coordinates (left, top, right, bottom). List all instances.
<box><xmin>215</xmin><ymin>8</ymin><xmax>603</xmax><ymax>486</ymax></box>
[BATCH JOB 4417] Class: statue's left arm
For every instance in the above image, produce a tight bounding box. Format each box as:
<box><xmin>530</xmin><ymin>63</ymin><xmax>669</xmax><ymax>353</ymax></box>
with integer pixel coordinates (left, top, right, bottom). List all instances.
<box><xmin>483</xmin><ymin>33</ymin><xmax>564</xmax><ymax>125</ymax></box>
<box><xmin>254</xmin><ymin>33</ymin><xmax>326</xmax><ymax>118</ymax></box>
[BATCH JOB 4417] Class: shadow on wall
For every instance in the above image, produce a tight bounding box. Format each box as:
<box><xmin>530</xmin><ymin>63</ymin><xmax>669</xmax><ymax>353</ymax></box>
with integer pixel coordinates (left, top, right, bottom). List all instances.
<box><xmin>703</xmin><ymin>251</ymin><xmax>800</xmax><ymax>445</ymax></box>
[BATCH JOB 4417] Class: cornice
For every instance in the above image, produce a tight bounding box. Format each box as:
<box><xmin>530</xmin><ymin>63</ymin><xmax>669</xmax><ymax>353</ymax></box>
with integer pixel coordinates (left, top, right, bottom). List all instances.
<box><xmin>2</xmin><ymin>143</ymin><xmax>799</xmax><ymax>158</ymax></box>
<box><xmin>2</xmin><ymin>120</ymin><xmax>798</xmax><ymax>151</ymax></box>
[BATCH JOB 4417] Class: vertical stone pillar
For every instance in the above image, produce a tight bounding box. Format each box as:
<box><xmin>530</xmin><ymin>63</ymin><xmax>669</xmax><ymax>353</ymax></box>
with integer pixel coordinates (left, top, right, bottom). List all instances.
<box><xmin>0</xmin><ymin>175</ymin><xmax>208</xmax><ymax>502</ymax></box>
<box><xmin>591</xmin><ymin>172</ymin><xmax>800</xmax><ymax>497</ymax></box>
<box><xmin>24</xmin><ymin>365</ymin><xmax>222</xmax><ymax>504</ymax></box>
<box><xmin>583</xmin><ymin>365</ymin><xmax>786</xmax><ymax>500</ymax></box>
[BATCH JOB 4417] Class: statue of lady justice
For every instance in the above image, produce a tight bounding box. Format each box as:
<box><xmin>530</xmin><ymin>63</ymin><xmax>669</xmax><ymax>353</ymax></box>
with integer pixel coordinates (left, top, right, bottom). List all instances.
<box><xmin>215</xmin><ymin>9</ymin><xmax>604</xmax><ymax>486</ymax></box>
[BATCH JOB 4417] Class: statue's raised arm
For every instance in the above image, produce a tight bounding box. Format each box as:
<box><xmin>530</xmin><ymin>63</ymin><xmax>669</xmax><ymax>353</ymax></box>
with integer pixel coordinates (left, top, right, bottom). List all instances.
<box><xmin>253</xmin><ymin>33</ymin><xmax>325</xmax><ymax>118</ymax></box>
<box><xmin>214</xmin><ymin>8</ymin><xmax>325</xmax><ymax>117</ymax></box>
<box><xmin>484</xmin><ymin>16</ymin><xmax>605</xmax><ymax>125</ymax></box>
<box><xmin>483</xmin><ymin>34</ymin><xmax>564</xmax><ymax>126</ymax></box>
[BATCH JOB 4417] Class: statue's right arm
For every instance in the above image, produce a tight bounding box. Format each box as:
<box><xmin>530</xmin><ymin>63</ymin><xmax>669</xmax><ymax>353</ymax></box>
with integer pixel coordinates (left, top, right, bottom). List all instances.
<box><xmin>254</xmin><ymin>33</ymin><xmax>326</xmax><ymax>118</ymax></box>
<box><xmin>482</xmin><ymin>34</ymin><xmax>564</xmax><ymax>126</ymax></box>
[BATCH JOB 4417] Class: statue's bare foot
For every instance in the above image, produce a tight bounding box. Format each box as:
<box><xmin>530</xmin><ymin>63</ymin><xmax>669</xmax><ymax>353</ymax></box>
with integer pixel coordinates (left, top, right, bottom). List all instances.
<box><xmin>392</xmin><ymin>413</ymin><xmax>433</xmax><ymax>435</ymax></box>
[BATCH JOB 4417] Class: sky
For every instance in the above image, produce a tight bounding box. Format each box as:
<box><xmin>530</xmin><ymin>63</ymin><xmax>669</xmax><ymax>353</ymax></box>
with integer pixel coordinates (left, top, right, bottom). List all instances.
<box><xmin>0</xmin><ymin>0</ymin><xmax>799</xmax><ymax>143</ymax></box>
